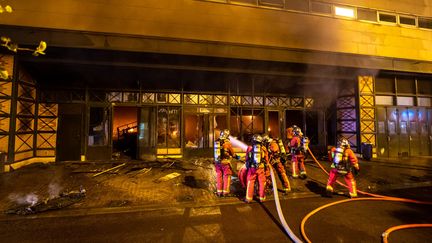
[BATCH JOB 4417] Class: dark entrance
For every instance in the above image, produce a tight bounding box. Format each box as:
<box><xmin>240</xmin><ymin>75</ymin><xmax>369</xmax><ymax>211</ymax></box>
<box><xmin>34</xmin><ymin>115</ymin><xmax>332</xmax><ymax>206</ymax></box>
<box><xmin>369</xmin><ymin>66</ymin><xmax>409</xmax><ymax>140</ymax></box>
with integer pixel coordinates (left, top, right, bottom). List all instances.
<box><xmin>56</xmin><ymin>104</ymin><xmax>84</xmax><ymax>161</ymax></box>
<box><xmin>112</xmin><ymin>106</ymin><xmax>138</xmax><ymax>159</ymax></box>
<box><xmin>285</xmin><ymin>110</ymin><xmax>304</xmax><ymax>132</ymax></box>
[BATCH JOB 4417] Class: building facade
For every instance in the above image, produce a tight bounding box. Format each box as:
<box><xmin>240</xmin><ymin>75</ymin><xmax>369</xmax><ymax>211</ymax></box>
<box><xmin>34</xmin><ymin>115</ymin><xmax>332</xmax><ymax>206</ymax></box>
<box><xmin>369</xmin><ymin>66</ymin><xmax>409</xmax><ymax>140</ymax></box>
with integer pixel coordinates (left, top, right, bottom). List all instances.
<box><xmin>0</xmin><ymin>0</ymin><xmax>431</xmax><ymax>171</ymax></box>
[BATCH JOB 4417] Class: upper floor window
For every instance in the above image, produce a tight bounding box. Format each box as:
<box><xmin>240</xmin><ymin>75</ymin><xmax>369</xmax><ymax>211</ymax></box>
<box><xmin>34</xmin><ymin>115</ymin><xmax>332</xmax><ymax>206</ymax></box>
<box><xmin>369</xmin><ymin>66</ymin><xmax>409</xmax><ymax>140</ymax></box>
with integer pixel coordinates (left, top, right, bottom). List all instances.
<box><xmin>334</xmin><ymin>6</ymin><xmax>355</xmax><ymax>19</ymax></box>
<box><xmin>399</xmin><ymin>15</ymin><xmax>416</xmax><ymax>27</ymax></box>
<box><xmin>419</xmin><ymin>17</ymin><xmax>432</xmax><ymax>30</ymax></box>
<box><xmin>379</xmin><ymin>12</ymin><xmax>397</xmax><ymax>24</ymax></box>
<box><xmin>357</xmin><ymin>8</ymin><xmax>377</xmax><ymax>22</ymax></box>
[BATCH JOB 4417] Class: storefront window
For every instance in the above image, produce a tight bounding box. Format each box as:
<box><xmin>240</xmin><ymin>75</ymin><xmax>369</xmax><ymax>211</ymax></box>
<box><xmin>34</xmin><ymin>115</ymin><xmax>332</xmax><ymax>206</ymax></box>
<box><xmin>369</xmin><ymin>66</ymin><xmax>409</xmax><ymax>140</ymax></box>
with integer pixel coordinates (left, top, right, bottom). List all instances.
<box><xmin>157</xmin><ymin>107</ymin><xmax>180</xmax><ymax>148</ymax></box>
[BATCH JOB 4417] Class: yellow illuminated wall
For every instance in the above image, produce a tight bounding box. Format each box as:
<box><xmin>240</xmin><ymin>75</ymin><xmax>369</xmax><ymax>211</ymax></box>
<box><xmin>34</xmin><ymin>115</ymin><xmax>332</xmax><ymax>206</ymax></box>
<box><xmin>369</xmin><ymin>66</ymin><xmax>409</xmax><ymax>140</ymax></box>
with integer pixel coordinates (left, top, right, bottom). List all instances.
<box><xmin>0</xmin><ymin>0</ymin><xmax>430</xmax><ymax>63</ymax></box>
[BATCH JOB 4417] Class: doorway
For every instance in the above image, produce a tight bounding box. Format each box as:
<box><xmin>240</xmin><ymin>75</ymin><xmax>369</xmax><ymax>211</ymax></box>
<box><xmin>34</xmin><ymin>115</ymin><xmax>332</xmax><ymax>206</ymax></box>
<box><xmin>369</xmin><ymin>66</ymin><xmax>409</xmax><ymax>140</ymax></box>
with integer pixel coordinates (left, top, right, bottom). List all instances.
<box><xmin>156</xmin><ymin>106</ymin><xmax>181</xmax><ymax>157</ymax></box>
<box><xmin>183</xmin><ymin>109</ymin><xmax>228</xmax><ymax>157</ymax></box>
<box><xmin>376</xmin><ymin>107</ymin><xmax>432</xmax><ymax>158</ymax></box>
<box><xmin>56</xmin><ymin>104</ymin><xmax>84</xmax><ymax>161</ymax></box>
<box><xmin>112</xmin><ymin>106</ymin><xmax>138</xmax><ymax>159</ymax></box>
<box><xmin>285</xmin><ymin>110</ymin><xmax>304</xmax><ymax>137</ymax></box>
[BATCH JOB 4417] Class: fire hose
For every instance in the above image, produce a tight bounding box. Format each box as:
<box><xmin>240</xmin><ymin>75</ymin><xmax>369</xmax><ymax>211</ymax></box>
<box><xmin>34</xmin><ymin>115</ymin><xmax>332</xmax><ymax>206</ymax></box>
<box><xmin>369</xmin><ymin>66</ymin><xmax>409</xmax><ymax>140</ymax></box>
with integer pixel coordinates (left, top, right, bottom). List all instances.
<box><xmin>268</xmin><ymin>163</ymin><xmax>303</xmax><ymax>243</ymax></box>
<box><xmin>300</xmin><ymin>148</ymin><xmax>432</xmax><ymax>242</ymax></box>
<box><xmin>381</xmin><ymin>224</ymin><xmax>432</xmax><ymax>243</ymax></box>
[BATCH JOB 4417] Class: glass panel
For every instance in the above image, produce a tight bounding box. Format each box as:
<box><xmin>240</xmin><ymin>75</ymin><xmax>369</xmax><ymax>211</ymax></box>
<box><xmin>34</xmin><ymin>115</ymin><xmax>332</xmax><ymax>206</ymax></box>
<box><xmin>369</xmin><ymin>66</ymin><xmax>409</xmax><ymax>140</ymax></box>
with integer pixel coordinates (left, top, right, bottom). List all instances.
<box><xmin>168</xmin><ymin>107</ymin><xmax>180</xmax><ymax>148</ymax></box>
<box><xmin>108</xmin><ymin>92</ymin><xmax>121</xmax><ymax>102</ymax></box>
<box><xmin>230</xmin><ymin>109</ymin><xmax>241</xmax><ymax>139</ymax></box>
<box><xmin>199</xmin><ymin>94</ymin><xmax>212</xmax><ymax>105</ymax></box>
<box><xmin>400</xmin><ymin>121</ymin><xmax>407</xmax><ymax>134</ymax></box>
<box><xmin>157</xmin><ymin>107</ymin><xmax>168</xmax><ymax>146</ymax></box>
<box><xmin>334</xmin><ymin>6</ymin><xmax>355</xmax><ymax>18</ymax></box>
<box><xmin>310</xmin><ymin>1</ymin><xmax>332</xmax><ymax>14</ymax></box>
<box><xmin>184</xmin><ymin>114</ymin><xmax>202</xmax><ymax>148</ymax></box>
<box><xmin>139</xmin><ymin>108</ymin><xmax>153</xmax><ymax>147</ymax></box>
<box><xmin>397</xmin><ymin>77</ymin><xmax>415</xmax><ymax>93</ymax></box>
<box><xmin>184</xmin><ymin>94</ymin><xmax>199</xmax><ymax>104</ymax></box>
<box><xmin>214</xmin><ymin>95</ymin><xmax>227</xmax><ymax>105</ymax></box>
<box><xmin>241</xmin><ymin>109</ymin><xmax>264</xmax><ymax>138</ymax></box>
<box><xmin>418</xmin><ymin>79</ymin><xmax>432</xmax><ymax>95</ymax></box>
<box><xmin>419</xmin><ymin>17</ymin><xmax>432</xmax><ymax>29</ymax></box>
<box><xmin>418</xmin><ymin>97</ymin><xmax>431</xmax><ymax>107</ymax></box>
<box><xmin>397</xmin><ymin>96</ymin><xmax>414</xmax><ymax>106</ymax></box>
<box><xmin>123</xmin><ymin>92</ymin><xmax>138</xmax><ymax>103</ymax></box>
<box><xmin>138</xmin><ymin>107</ymin><xmax>155</xmax><ymax>159</ymax></box>
<box><xmin>375</xmin><ymin>77</ymin><xmax>395</xmax><ymax>93</ymax></box>
<box><xmin>378</xmin><ymin>121</ymin><xmax>385</xmax><ymax>134</ymax></box>
<box><xmin>259</xmin><ymin>0</ymin><xmax>283</xmax><ymax>8</ymax></box>
<box><xmin>388</xmin><ymin>121</ymin><xmax>396</xmax><ymax>135</ymax></box>
<box><xmin>168</xmin><ymin>94</ymin><xmax>181</xmax><ymax>104</ymax></box>
<box><xmin>376</xmin><ymin>96</ymin><xmax>394</xmax><ymax>105</ymax></box>
<box><xmin>142</xmin><ymin>93</ymin><xmax>155</xmax><ymax>103</ymax></box>
<box><xmin>399</xmin><ymin>16</ymin><xmax>416</xmax><ymax>26</ymax></box>
<box><xmin>357</xmin><ymin>8</ymin><xmax>377</xmax><ymax>22</ymax></box>
<box><xmin>214</xmin><ymin>114</ymin><xmax>227</xmax><ymax>141</ymax></box>
<box><xmin>410</xmin><ymin>122</ymin><xmax>417</xmax><ymax>133</ymax></box>
<box><xmin>88</xmin><ymin>107</ymin><xmax>109</xmax><ymax>146</ymax></box>
<box><xmin>268</xmin><ymin>111</ymin><xmax>279</xmax><ymax>138</ymax></box>
<box><xmin>156</xmin><ymin>93</ymin><xmax>167</xmax><ymax>103</ymax></box>
<box><xmin>284</xmin><ymin>0</ymin><xmax>309</xmax><ymax>12</ymax></box>
<box><xmin>379</xmin><ymin>13</ymin><xmax>397</xmax><ymax>23</ymax></box>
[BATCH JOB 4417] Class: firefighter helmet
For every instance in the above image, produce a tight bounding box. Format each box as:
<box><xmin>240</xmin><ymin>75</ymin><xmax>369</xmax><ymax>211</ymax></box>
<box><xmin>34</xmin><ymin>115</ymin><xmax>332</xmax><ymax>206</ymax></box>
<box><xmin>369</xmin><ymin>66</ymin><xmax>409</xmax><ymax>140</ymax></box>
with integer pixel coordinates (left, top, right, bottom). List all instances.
<box><xmin>262</xmin><ymin>134</ymin><xmax>272</xmax><ymax>144</ymax></box>
<box><xmin>252</xmin><ymin>134</ymin><xmax>263</xmax><ymax>144</ymax></box>
<box><xmin>220</xmin><ymin>129</ymin><xmax>230</xmax><ymax>140</ymax></box>
<box><xmin>292</xmin><ymin>125</ymin><xmax>302</xmax><ymax>136</ymax></box>
<box><xmin>338</xmin><ymin>137</ymin><xmax>350</xmax><ymax>148</ymax></box>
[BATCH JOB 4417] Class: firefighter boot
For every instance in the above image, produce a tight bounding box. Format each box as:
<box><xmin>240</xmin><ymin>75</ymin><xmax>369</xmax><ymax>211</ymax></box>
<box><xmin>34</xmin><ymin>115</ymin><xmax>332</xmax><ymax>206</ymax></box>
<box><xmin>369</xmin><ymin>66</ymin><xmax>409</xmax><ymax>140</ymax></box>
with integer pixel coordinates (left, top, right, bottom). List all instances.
<box><xmin>325</xmin><ymin>185</ymin><xmax>333</xmax><ymax>198</ymax></box>
<box><xmin>300</xmin><ymin>171</ymin><xmax>307</xmax><ymax>179</ymax></box>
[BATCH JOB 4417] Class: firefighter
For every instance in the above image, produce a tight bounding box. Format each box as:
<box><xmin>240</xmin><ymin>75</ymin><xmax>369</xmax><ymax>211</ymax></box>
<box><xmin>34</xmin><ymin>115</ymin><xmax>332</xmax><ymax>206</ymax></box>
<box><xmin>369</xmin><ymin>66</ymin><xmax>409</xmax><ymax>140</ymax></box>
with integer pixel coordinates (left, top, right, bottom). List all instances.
<box><xmin>244</xmin><ymin>134</ymin><xmax>269</xmax><ymax>203</ymax></box>
<box><xmin>264</xmin><ymin>134</ymin><xmax>291</xmax><ymax>192</ymax></box>
<box><xmin>214</xmin><ymin>129</ymin><xmax>239</xmax><ymax>197</ymax></box>
<box><xmin>290</xmin><ymin>125</ymin><xmax>308</xmax><ymax>179</ymax></box>
<box><xmin>326</xmin><ymin>137</ymin><xmax>360</xmax><ymax>198</ymax></box>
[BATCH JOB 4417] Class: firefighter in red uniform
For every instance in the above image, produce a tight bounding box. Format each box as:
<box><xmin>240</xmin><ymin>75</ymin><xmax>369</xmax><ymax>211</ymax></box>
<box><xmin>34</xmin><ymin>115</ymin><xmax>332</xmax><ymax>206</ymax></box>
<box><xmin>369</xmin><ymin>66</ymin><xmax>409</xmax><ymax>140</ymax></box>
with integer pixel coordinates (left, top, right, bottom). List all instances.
<box><xmin>245</xmin><ymin>134</ymin><xmax>269</xmax><ymax>203</ymax></box>
<box><xmin>290</xmin><ymin>125</ymin><xmax>308</xmax><ymax>179</ymax></box>
<box><xmin>326</xmin><ymin>137</ymin><xmax>360</xmax><ymax>198</ymax></box>
<box><xmin>263</xmin><ymin>135</ymin><xmax>291</xmax><ymax>192</ymax></box>
<box><xmin>214</xmin><ymin>129</ymin><xmax>239</xmax><ymax>197</ymax></box>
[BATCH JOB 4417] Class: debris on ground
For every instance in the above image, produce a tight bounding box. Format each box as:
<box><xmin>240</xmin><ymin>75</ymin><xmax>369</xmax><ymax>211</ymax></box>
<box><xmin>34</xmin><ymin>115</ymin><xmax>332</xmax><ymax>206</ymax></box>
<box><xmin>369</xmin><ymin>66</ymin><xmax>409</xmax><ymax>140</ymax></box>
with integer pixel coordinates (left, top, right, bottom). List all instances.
<box><xmin>129</xmin><ymin>167</ymin><xmax>152</xmax><ymax>177</ymax></box>
<box><xmin>92</xmin><ymin>163</ymin><xmax>126</xmax><ymax>177</ymax></box>
<box><xmin>161</xmin><ymin>161</ymin><xmax>175</xmax><ymax>170</ymax></box>
<box><xmin>154</xmin><ymin>172</ymin><xmax>181</xmax><ymax>183</ymax></box>
<box><xmin>5</xmin><ymin>187</ymin><xmax>86</xmax><ymax>215</ymax></box>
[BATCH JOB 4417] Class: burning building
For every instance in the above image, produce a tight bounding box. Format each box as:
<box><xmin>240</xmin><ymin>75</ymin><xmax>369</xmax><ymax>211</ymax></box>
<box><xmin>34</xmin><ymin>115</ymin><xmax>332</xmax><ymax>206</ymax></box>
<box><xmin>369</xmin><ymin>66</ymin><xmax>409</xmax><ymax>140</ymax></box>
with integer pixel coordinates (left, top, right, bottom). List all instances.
<box><xmin>0</xmin><ymin>0</ymin><xmax>431</xmax><ymax>171</ymax></box>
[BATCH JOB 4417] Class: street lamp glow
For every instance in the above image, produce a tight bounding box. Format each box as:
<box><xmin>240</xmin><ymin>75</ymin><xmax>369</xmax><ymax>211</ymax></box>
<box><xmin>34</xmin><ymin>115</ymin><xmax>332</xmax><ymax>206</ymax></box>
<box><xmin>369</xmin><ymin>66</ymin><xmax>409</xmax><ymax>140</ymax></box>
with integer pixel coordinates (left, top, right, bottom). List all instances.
<box><xmin>335</xmin><ymin>6</ymin><xmax>355</xmax><ymax>18</ymax></box>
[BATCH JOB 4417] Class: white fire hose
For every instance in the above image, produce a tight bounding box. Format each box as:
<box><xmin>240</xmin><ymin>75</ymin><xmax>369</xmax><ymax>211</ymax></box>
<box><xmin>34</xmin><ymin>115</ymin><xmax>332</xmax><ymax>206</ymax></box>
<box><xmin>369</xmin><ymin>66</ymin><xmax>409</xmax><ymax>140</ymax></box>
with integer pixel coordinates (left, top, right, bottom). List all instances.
<box><xmin>268</xmin><ymin>164</ymin><xmax>303</xmax><ymax>243</ymax></box>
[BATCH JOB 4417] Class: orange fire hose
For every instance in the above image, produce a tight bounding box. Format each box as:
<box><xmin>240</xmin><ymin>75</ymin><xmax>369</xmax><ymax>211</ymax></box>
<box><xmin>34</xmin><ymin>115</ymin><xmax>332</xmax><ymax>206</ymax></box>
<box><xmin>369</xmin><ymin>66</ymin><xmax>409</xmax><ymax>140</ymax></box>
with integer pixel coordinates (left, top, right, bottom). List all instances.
<box><xmin>300</xmin><ymin>148</ymin><xmax>432</xmax><ymax>242</ymax></box>
<box><xmin>300</xmin><ymin>197</ymin><xmax>432</xmax><ymax>243</ymax></box>
<box><xmin>381</xmin><ymin>224</ymin><xmax>432</xmax><ymax>243</ymax></box>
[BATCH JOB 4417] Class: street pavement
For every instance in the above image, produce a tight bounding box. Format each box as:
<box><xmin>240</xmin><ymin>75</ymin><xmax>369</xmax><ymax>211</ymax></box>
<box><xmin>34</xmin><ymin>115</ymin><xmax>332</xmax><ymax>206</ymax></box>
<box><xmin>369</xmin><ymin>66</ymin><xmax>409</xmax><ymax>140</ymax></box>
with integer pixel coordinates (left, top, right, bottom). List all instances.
<box><xmin>0</xmin><ymin>155</ymin><xmax>431</xmax><ymax>242</ymax></box>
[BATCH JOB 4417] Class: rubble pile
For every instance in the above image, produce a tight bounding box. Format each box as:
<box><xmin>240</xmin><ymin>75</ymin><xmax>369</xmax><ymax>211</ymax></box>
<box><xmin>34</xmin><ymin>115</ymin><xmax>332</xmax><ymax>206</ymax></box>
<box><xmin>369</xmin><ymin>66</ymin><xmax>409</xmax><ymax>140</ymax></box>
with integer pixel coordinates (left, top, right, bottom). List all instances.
<box><xmin>6</xmin><ymin>187</ymin><xmax>86</xmax><ymax>215</ymax></box>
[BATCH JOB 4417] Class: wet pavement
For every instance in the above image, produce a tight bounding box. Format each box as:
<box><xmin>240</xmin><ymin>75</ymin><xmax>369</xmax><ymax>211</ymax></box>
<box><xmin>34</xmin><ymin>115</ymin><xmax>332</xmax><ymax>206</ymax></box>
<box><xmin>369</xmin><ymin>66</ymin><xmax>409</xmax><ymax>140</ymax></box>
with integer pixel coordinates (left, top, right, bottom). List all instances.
<box><xmin>0</xmin><ymin>155</ymin><xmax>431</xmax><ymax>242</ymax></box>
<box><xmin>1</xmin><ymin>155</ymin><xmax>431</xmax><ymax>215</ymax></box>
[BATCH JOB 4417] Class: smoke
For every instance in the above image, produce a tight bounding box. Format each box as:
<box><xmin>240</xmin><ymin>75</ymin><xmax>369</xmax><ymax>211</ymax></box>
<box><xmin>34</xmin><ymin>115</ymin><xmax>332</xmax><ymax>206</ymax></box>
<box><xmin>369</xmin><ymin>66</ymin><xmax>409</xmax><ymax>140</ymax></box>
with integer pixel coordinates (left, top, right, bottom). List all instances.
<box><xmin>48</xmin><ymin>182</ymin><xmax>63</xmax><ymax>199</ymax></box>
<box><xmin>8</xmin><ymin>193</ymin><xmax>39</xmax><ymax>206</ymax></box>
<box><xmin>8</xmin><ymin>182</ymin><xmax>63</xmax><ymax>206</ymax></box>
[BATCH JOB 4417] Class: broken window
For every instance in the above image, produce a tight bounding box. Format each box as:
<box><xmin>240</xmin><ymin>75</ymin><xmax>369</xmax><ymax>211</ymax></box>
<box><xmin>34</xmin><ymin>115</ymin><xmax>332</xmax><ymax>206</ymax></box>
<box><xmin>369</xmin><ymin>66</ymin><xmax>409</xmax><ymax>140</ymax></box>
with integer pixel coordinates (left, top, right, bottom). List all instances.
<box><xmin>88</xmin><ymin>107</ymin><xmax>109</xmax><ymax>146</ymax></box>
